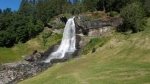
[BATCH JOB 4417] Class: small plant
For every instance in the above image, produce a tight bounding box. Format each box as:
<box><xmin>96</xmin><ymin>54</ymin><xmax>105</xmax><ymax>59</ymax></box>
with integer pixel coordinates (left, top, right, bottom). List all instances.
<box><xmin>63</xmin><ymin>13</ymin><xmax>72</xmax><ymax>18</ymax></box>
<box><xmin>109</xmin><ymin>11</ymin><xmax>119</xmax><ymax>17</ymax></box>
<box><xmin>42</xmin><ymin>30</ymin><xmax>52</xmax><ymax>46</ymax></box>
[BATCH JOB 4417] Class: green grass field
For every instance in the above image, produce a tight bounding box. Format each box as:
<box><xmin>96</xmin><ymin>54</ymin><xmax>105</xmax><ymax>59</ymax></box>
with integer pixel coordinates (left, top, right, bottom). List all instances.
<box><xmin>18</xmin><ymin>18</ymin><xmax>150</xmax><ymax>84</ymax></box>
<box><xmin>0</xmin><ymin>28</ymin><xmax>62</xmax><ymax>64</ymax></box>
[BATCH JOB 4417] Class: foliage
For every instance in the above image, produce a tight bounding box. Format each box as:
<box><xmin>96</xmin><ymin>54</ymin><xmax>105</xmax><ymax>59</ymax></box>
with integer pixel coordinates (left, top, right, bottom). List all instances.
<box><xmin>118</xmin><ymin>2</ymin><xmax>146</xmax><ymax>33</ymax></box>
<box><xmin>82</xmin><ymin>0</ymin><xmax>97</xmax><ymax>12</ymax></box>
<box><xmin>81</xmin><ymin>37</ymin><xmax>110</xmax><ymax>55</ymax></box>
<box><xmin>0</xmin><ymin>10</ymin><xmax>44</xmax><ymax>47</ymax></box>
<box><xmin>56</xmin><ymin>23</ymin><xmax>65</xmax><ymax>29</ymax></box>
<box><xmin>109</xmin><ymin>11</ymin><xmax>119</xmax><ymax>17</ymax></box>
<box><xmin>0</xmin><ymin>28</ymin><xmax>62</xmax><ymax>64</ymax></box>
<box><xmin>42</xmin><ymin>30</ymin><xmax>52</xmax><ymax>46</ymax></box>
<box><xmin>143</xmin><ymin>0</ymin><xmax>150</xmax><ymax>16</ymax></box>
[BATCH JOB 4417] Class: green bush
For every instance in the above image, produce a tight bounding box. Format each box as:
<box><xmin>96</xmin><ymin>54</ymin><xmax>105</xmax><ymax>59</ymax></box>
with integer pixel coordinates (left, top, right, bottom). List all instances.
<box><xmin>81</xmin><ymin>37</ymin><xmax>110</xmax><ymax>55</ymax></box>
<box><xmin>118</xmin><ymin>2</ymin><xmax>146</xmax><ymax>33</ymax></box>
<box><xmin>42</xmin><ymin>30</ymin><xmax>52</xmax><ymax>46</ymax></box>
<box><xmin>56</xmin><ymin>23</ymin><xmax>65</xmax><ymax>29</ymax></box>
<box><xmin>42</xmin><ymin>30</ymin><xmax>52</xmax><ymax>38</ymax></box>
<box><xmin>109</xmin><ymin>11</ymin><xmax>119</xmax><ymax>17</ymax></box>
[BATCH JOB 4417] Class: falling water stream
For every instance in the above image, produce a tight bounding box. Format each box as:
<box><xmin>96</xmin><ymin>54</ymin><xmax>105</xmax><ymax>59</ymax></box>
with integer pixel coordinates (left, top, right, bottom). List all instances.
<box><xmin>44</xmin><ymin>17</ymin><xmax>76</xmax><ymax>63</ymax></box>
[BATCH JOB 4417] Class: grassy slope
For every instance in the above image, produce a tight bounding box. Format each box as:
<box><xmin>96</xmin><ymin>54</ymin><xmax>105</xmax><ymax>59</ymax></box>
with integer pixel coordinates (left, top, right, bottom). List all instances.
<box><xmin>18</xmin><ymin>19</ymin><xmax>150</xmax><ymax>84</ymax></box>
<box><xmin>0</xmin><ymin>28</ymin><xmax>62</xmax><ymax>64</ymax></box>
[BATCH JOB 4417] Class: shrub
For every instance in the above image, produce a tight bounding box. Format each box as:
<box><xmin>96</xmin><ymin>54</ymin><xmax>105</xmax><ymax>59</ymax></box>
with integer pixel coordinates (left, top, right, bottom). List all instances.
<box><xmin>56</xmin><ymin>23</ymin><xmax>65</xmax><ymax>29</ymax></box>
<box><xmin>81</xmin><ymin>37</ymin><xmax>110</xmax><ymax>55</ymax></box>
<box><xmin>42</xmin><ymin>30</ymin><xmax>52</xmax><ymax>46</ymax></box>
<box><xmin>119</xmin><ymin>2</ymin><xmax>146</xmax><ymax>33</ymax></box>
<box><xmin>109</xmin><ymin>11</ymin><xmax>119</xmax><ymax>17</ymax></box>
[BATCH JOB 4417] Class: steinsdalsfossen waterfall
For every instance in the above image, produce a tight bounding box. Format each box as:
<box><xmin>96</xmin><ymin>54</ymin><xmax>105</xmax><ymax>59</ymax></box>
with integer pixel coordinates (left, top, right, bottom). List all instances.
<box><xmin>44</xmin><ymin>17</ymin><xmax>76</xmax><ymax>63</ymax></box>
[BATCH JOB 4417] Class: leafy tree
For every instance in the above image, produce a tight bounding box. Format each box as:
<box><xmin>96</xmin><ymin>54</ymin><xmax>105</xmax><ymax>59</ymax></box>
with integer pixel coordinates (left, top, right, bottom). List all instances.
<box><xmin>19</xmin><ymin>0</ymin><xmax>33</xmax><ymax>16</ymax></box>
<box><xmin>119</xmin><ymin>2</ymin><xmax>146</xmax><ymax>33</ymax></box>
<box><xmin>3</xmin><ymin>8</ymin><xmax>12</xmax><ymax>14</ymax></box>
<box><xmin>0</xmin><ymin>9</ymin><xmax>2</xmax><ymax>14</ymax></box>
<box><xmin>143</xmin><ymin>0</ymin><xmax>150</xmax><ymax>16</ymax></box>
<box><xmin>82</xmin><ymin>0</ymin><xmax>97</xmax><ymax>12</ymax></box>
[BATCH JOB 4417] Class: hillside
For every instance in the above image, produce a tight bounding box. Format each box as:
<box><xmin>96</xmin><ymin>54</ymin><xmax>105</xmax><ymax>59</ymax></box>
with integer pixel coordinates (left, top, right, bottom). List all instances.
<box><xmin>18</xmin><ymin>19</ymin><xmax>150</xmax><ymax>84</ymax></box>
<box><xmin>0</xmin><ymin>28</ymin><xmax>62</xmax><ymax>64</ymax></box>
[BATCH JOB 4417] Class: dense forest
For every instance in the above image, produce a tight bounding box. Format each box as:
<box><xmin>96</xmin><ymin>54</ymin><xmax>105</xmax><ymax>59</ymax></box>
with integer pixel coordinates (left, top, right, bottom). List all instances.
<box><xmin>0</xmin><ymin>0</ymin><xmax>150</xmax><ymax>47</ymax></box>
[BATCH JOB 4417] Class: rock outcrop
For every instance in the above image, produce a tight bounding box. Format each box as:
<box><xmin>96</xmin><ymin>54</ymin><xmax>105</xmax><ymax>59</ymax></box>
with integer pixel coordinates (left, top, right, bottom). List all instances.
<box><xmin>0</xmin><ymin>62</ymin><xmax>51</xmax><ymax>84</ymax></box>
<box><xmin>74</xmin><ymin>15</ymin><xmax>122</xmax><ymax>36</ymax></box>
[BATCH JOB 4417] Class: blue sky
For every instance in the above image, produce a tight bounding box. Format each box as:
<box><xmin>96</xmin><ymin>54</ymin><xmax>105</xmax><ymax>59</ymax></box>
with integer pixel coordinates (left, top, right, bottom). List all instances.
<box><xmin>0</xmin><ymin>0</ymin><xmax>21</xmax><ymax>11</ymax></box>
<box><xmin>0</xmin><ymin>0</ymin><xmax>74</xmax><ymax>11</ymax></box>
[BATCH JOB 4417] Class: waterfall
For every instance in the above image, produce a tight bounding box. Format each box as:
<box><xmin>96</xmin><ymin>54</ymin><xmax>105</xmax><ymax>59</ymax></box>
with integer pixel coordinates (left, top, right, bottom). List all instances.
<box><xmin>44</xmin><ymin>17</ymin><xmax>76</xmax><ymax>63</ymax></box>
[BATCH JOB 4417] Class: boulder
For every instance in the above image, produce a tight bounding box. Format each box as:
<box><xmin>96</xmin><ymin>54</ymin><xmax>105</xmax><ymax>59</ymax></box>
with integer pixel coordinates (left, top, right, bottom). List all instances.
<box><xmin>24</xmin><ymin>50</ymin><xmax>43</xmax><ymax>62</ymax></box>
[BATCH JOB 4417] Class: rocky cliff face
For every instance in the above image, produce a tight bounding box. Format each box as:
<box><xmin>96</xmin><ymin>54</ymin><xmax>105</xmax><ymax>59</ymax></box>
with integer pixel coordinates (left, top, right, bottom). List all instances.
<box><xmin>74</xmin><ymin>15</ymin><xmax>122</xmax><ymax>36</ymax></box>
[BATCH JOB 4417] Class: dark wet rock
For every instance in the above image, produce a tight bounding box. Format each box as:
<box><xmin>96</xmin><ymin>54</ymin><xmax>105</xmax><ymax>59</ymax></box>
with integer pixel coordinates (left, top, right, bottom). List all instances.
<box><xmin>44</xmin><ymin>23</ymin><xmax>53</xmax><ymax>28</ymax></box>
<box><xmin>60</xmin><ymin>16</ymin><xmax>68</xmax><ymax>24</ymax></box>
<box><xmin>42</xmin><ymin>41</ymin><xmax>61</xmax><ymax>58</ymax></box>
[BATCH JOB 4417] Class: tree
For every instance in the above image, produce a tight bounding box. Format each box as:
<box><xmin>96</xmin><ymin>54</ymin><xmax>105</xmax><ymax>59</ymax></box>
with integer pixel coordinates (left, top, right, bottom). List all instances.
<box><xmin>119</xmin><ymin>2</ymin><xmax>146</xmax><ymax>33</ymax></box>
<box><xmin>82</xmin><ymin>0</ymin><xmax>97</xmax><ymax>12</ymax></box>
<box><xmin>144</xmin><ymin>0</ymin><xmax>150</xmax><ymax>16</ymax></box>
<box><xmin>3</xmin><ymin>8</ymin><xmax>12</xmax><ymax>15</ymax></box>
<box><xmin>0</xmin><ymin>9</ymin><xmax>2</xmax><ymax>14</ymax></box>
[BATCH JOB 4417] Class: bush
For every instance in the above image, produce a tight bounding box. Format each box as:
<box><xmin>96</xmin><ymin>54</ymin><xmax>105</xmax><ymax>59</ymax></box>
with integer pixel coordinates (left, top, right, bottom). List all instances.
<box><xmin>81</xmin><ymin>37</ymin><xmax>110</xmax><ymax>55</ymax></box>
<box><xmin>56</xmin><ymin>23</ymin><xmax>65</xmax><ymax>29</ymax></box>
<box><xmin>109</xmin><ymin>11</ymin><xmax>119</xmax><ymax>17</ymax></box>
<box><xmin>144</xmin><ymin>0</ymin><xmax>150</xmax><ymax>16</ymax></box>
<box><xmin>42</xmin><ymin>30</ymin><xmax>52</xmax><ymax>46</ymax></box>
<box><xmin>119</xmin><ymin>2</ymin><xmax>146</xmax><ymax>33</ymax></box>
<box><xmin>42</xmin><ymin>30</ymin><xmax>52</xmax><ymax>38</ymax></box>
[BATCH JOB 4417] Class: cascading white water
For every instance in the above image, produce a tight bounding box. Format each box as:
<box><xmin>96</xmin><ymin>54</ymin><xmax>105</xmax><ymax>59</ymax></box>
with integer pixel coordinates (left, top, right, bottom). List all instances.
<box><xmin>44</xmin><ymin>17</ymin><xmax>76</xmax><ymax>63</ymax></box>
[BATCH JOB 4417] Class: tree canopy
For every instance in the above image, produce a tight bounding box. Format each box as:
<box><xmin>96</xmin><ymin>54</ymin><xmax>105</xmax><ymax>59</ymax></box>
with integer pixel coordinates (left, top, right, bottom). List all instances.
<box><xmin>0</xmin><ymin>0</ymin><xmax>149</xmax><ymax>47</ymax></box>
